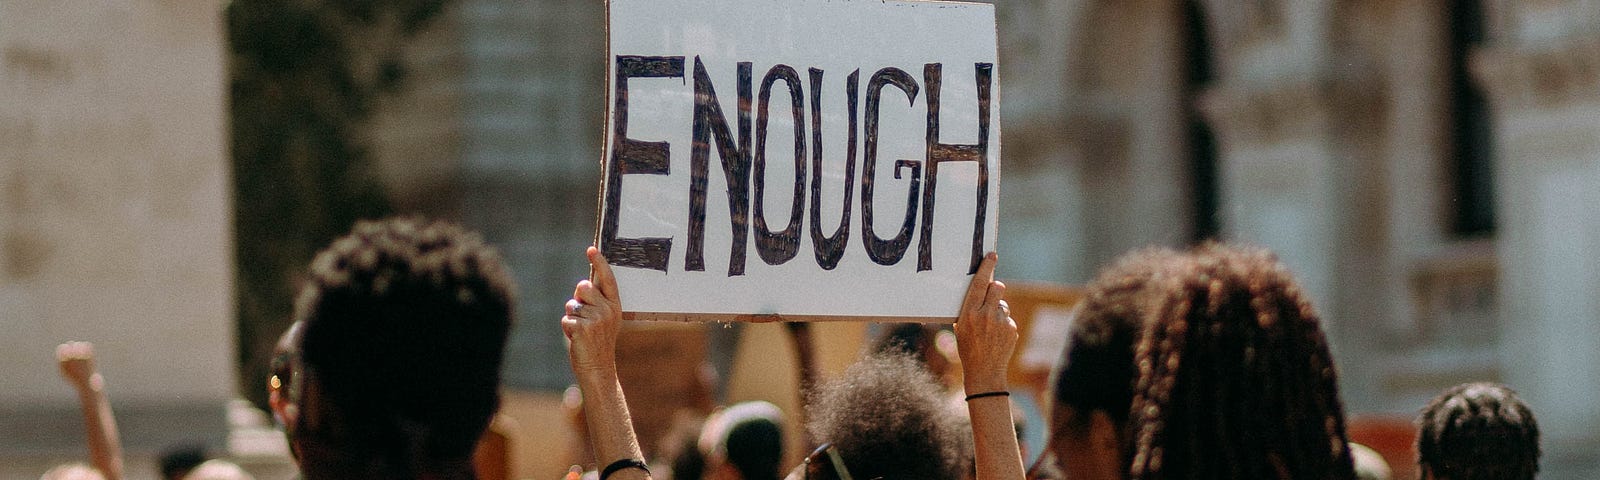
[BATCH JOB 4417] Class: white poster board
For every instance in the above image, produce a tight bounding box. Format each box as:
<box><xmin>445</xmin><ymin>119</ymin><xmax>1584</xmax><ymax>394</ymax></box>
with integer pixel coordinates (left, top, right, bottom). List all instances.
<box><xmin>599</xmin><ymin>0</ymin><xmax>1000</xmax><ymax>322</ymax></box>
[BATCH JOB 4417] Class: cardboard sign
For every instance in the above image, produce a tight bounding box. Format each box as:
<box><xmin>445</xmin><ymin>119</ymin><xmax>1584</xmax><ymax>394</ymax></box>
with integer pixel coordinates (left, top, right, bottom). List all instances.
<box><xmin>600</xmin><ymin>0</ymin><xmax>1000</xmax><ymax>321</ymax></box>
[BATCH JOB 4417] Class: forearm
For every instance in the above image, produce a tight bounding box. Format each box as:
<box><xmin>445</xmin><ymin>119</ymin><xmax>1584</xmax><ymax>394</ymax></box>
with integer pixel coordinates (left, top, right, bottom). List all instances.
<box><xmin>966</xmin><ymin>395</ymin><xmax>1024</xmax><ymax>480</ymax></box>
<box><xmin>786</xmin><ymin>322</ymin><xmax>818</xmax><ymax>446</ymax></box>
<box><xmin>575</xmin><ymin>367</ymin><xmax>650</xmax><ymax>480</ymax></box>
<box><xmin>75</xmin><ymin>375</ymin><xmax>124</xmax><ymax>480</ymax></box>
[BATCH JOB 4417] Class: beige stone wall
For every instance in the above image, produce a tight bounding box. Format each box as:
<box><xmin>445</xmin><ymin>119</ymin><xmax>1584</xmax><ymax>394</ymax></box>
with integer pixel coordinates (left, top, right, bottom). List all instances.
<box><xmin>0</xmin><ymin>0</ymin><xmax>231</xmax><ymax>407</ymax></box>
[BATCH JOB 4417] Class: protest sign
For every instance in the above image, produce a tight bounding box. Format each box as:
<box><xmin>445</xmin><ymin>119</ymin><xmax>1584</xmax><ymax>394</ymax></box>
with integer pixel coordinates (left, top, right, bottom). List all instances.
<box><xmin>600</xmin><ymin>0</ymin><xmax>1000</xmax><ymax>321</ymax></box>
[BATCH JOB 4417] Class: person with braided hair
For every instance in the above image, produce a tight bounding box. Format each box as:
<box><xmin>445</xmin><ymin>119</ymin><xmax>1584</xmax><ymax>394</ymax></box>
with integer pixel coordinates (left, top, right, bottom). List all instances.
<box><xmin>1035</xmin><ymin>244</ymin><xmax>1356</xmax><ymax>480</ymax></box>
<box><xmin>1123</xmin><ymin>243</ymin><xmax>1355</xmax><ymax>479</ymax></box>
<box><xmin>1415</xmin><ymin>382</ymin><xmax>1540</xmax><ymax>480</ymax></box>
<box><xmin>1032</xmin><ymin>247</ymin><xmax>1182</xmax><ymax>480</ymax></box>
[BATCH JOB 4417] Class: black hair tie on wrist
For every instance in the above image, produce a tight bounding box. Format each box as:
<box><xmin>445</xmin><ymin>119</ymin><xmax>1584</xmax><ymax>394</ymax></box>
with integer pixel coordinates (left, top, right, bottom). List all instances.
<box><xmin>600</xmin><ymin>458</ymin><xmax>650</xmax><ymax>480</ymax></box>
<box><xmin>965</xmin><ymin>391</ymin><xmax>1010</xmax><ymax>402</ymax></box>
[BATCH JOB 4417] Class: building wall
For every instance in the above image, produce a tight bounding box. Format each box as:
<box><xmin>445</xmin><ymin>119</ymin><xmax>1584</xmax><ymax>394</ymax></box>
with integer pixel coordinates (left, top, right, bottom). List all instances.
<box><xmin>0</xmin><ymin>0</ymin><xmax>232</xmax><ymax>451</ymax></box>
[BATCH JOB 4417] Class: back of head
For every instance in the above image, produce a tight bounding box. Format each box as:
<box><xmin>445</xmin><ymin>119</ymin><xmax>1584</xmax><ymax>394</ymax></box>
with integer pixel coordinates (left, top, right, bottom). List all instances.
<box><xmin>807</xmin><ymin>352</ymin><xmax>969</xmax><ymax>480</ymax></box>
<box><xmin>159</xmin><ymin>445</ymin><xmax>208</xmax><ymax>480</ymax></box>
<box><xmin>701</xmin><ymin>401</ymin><xmax>785</xmax><ymax>480</ymax></box>
<box><xmin>1126</xmin><ymin>243</ymin><xmax>1353</xmax><ymax>480</ymax></box>
<box><xmin>1350</xmin><ymin>443</ymin><xmax>1393</xmax><ymax>480</ymax></box>
<box><xmin>293</xmin><ymin>217</ymin><xmax>516</xmax><ymax>465</ymax></box>
<box><xmin>40</xmin><ymin>464</ymin><xmax>104</xmax><ymax>480</ymax></box>
<box><xmin>1416</xmin><ymin>382</ymin><xmax>1539</xmax><ymax>480</ymax></box>
<box><xmin>183</xmin><ymin>460</ymin><xmax>255</xmax><ymax>480</ymax></box>
<box><xmin>1051</xmin><ymin>247</ymin><xmax>1182</xmax><ymax>429</ymax></box>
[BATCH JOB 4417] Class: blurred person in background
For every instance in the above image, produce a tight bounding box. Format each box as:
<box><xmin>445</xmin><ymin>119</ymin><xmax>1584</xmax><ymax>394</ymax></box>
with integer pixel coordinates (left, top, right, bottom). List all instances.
<box><xmin>159</xmin><ymin>445</ymin><xmax>209</xmax><ymax>480</ymax></box>
<box><xmin>698</xmin><ymin>401</ymin><xmax>784</xmax><ymax>480</ymax></box>
<box><xmin>1349</xmin><ymin>443</ymin><xmax>1392</xmax><ymax>480</ymax></box>
<box><xmin>40</xmin><ymin>464</ymin><xmax>105</xmax><ymax>480</ymax></box>
<box><xmin>272</xmin><ymin>217</ymin><xmax>516</xmax><ymax>480</ymax></box>
<box><xmin>182</xmin><ymin>459</ymin><xmax>255</xmax><ymax>480</ymax></box>
<box><xmin>56</xmin><ymin>341</ymin><xmax>124</xmax><ymax>480</ymax></box>
<box><xmin>872</xmin><ymin>323</ymin><xmax>955</xmax><ymax>389</ymax></box>
<box><xmin>1416</xmin><ymin>382</ymin><xmax>1539</xmax><ymax>480</ymax></box>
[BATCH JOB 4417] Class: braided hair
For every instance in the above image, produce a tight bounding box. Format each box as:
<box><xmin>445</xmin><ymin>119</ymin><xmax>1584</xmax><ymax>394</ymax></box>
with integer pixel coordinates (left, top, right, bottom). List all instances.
<box><xmin>1052</xmin><ymin>247</ymin><xmax>1183</xmax><ymax>430</ymax></box>
<box><xmin>1126</xmin><ymin>243</ymin><xmax>1354</xmax><ymax>480</ymax></box>
<box><xmin>1416</xmin><ymin>382</ymin><xmax>1539</xmax><ymax>480</ymax></box>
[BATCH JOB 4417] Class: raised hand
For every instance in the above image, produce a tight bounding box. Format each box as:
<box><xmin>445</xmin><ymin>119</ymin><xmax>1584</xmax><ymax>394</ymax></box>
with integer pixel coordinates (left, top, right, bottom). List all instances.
<box><xmin>954</xmin><ymin>252</ymin><xmax>1017</xmax><ymax>395</ymax></box>
<box><xmin>562</xmin><ymin>246</ymin><xmax>625</xmax><ymax>375</ymax></box>
<box><xmin>56</xmin><ymin>341</ymin><xmax>101</xmax><ymax>392</ymax></box>
<box><xmin>562</xmin><ymin>246</ymin><xmax>652</xmax><ymax>479</ymax></box>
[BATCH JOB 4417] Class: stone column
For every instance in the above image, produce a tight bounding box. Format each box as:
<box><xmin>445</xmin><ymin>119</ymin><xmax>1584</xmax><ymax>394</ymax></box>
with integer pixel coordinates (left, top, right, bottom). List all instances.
<box><xmin>1475</xmin><ymin>34</ymin><xmax>1600</xmax><ymax>475</ymax></box>
<box><xmin>1201</xmin><ymin>79</ymin><xmax>1342</xmax><ymax>326</ymax></box>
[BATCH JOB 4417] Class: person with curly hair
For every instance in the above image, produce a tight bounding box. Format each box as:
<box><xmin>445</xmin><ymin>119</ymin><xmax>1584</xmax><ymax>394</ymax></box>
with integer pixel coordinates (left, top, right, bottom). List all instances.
<box><xmin>804</xmin><ymin>352</ymin><xmax>973</xmax><ymax>480</ymax></box>
<box><xmin>1415</xmin><ymin>382</ymin><xmax>1540</xmax><ymax>480</ymax></box>
<box><xmin>274</xmin><ymin>217</ymin><xmax>517</xmax><ymax>480</ymax></box>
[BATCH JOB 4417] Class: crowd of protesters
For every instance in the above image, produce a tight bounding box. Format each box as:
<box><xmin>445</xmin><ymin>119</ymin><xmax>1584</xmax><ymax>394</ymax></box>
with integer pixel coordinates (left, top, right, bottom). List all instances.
<box><xmin>44</xmin><ymin>217</ymin><xmax>1541</xmax><ymax>480</ymax></box>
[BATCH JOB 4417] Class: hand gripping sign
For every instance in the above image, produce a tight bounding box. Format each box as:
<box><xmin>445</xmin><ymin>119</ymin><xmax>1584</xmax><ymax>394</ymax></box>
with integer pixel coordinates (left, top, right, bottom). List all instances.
<box><xmin>599</xmin><ymin>0</ymin><xmax>1000</xmax><ymax>322</ymax></box>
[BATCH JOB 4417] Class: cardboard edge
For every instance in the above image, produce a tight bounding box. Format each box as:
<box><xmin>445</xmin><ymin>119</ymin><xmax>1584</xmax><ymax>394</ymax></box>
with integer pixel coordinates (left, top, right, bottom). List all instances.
<box><xmin>592</xmin><ymin>0</ymin><xmax>615</xmax><ymax>256</ymax></box>
<box><xmin>623</xmin><ymin>311</ymin><xmax>958</xmax><ymax>323</ymax></box>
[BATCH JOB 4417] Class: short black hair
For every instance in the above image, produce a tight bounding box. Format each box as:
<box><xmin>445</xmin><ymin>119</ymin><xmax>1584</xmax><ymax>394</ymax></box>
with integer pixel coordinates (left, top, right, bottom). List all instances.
<box><xmin>1126</xmin><ymin>243</ymin><xmax>1354</xmax><ymax>480</ymax></box>
<box><xmin>293</xmin><ymin>217</ymin><xmax>515</xmax><ymax>463</ymax></box>
<box><xmin>1416</xmin><ymin>382</ymin><xmax>1539</xmax><ymax>480</ymax></box>
<box><xmin>158</xmin><ymin>445</ymin><xmax>207</xmax><ymax>480</ymax></box>
<box><xmin>1052</xmin><ymin>247</ymin><xmax>1181</xmax><ymax>429</ymax></box>
<box><xmin>726</xmin><ymin>417</ymin><xmax>784</xmax><ymax>480</ymax></box>
<box><xmin>807</xmin><ymin>352</ymin><xmax>969</xmax><ymax>480</ymax></box>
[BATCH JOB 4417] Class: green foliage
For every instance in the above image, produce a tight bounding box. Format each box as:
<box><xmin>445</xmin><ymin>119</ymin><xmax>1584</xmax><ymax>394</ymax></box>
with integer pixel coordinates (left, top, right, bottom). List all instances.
<box><xmin>228</xmin><ymin>0</ymin><xmax>452</xmax><ymax>410</ymax></box>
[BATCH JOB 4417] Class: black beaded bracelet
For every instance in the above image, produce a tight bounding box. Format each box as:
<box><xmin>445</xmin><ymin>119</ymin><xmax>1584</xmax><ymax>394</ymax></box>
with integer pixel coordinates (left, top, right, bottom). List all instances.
<box><xmin>964</xmin><ymin>391</ymin><xmax>1010</xmax><ymax>402</ymax></box>
<box><xmin>600</xmin><ymin>458</ymin><xmax>650</xmax><ymax>480</ymax></box>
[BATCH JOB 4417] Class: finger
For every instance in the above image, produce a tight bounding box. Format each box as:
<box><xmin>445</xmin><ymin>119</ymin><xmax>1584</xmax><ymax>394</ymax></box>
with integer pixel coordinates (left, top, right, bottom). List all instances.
<box><xmin>984</xmin><ymin>280</ymin><xmax>1006</xmax><ymax>321</ymax></box>
<box><xmin>587</xmin><ymin>246</ymin><xmax>620</xmax><ymax>301</ymax></box>
<box><xmin>575</xmin><ymin>281</ymin><xmax>611</xmax><ymax>311</ymax></box>
<box><xmin>565</xmin><ymin>299</ymin><xmax>584</xmax><ymax>316</ymax></box>
<box><xmin>960</xmin><ymin>252</ymin><xmax>1000</xmax><ymax>313</ymax></box>
<box><xmin>560</xmin><ymin>315</ymin><xmax>579</xmax><ymax>338</ymax></box>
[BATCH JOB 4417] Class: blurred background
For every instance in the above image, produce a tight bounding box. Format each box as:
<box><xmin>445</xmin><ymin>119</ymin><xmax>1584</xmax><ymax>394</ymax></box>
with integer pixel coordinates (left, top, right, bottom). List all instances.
<box><xmin>3</xmin><ymin>0</ymin><xmax>1599</xmax><ymax>478</ymax></box>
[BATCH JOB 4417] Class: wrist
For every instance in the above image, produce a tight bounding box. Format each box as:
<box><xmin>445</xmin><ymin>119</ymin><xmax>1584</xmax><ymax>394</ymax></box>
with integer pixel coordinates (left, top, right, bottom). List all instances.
<box><xmin>73</xmin><ymin>373</ymin><xmax>104</xmax><ymax>393</ymax></box>
<box><xmin>963</xmin><ymin>378</ymin><xmax>1006</xmax><ymax>396</ymax></box>
<box><xmin>571</xmin><ymin>361</ymin><xmax>620</xmax><ymax>384</ymax></box>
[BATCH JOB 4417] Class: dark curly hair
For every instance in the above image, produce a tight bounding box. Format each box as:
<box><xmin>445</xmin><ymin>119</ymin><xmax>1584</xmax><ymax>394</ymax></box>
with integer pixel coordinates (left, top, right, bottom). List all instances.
<box><xmin>806</xmin><ymin>352</ymin><xmax>970</xmax><ymax>480</ymax></box>
<box><xmin>1126</xmin><ymin>243</ymin><xmax>1354</xmax><ymax>480</ymax></box>
<box><xmin>292</xmin><ymin>217</ymin><xmax>516</xmax><ymax>467</ymax></box>
<box><xmin>1052</xmin><ymin>247</ymin><xmax>1182</xmax><ymax>430</ymax></box>
<box><xmin>1416</xmin><ymin>382</ymin><xmax>1539</xmax><ymax>480</ymax></box>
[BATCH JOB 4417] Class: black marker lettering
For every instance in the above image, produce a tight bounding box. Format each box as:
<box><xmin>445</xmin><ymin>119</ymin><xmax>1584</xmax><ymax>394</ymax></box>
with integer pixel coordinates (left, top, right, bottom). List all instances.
<box><xmin>602</xmin><ymin>55</ymin><xmax>684</xmax><ymax>271</ymax></box>
<box><xmin>918</xmin><ymin>63</ymin><xmax>991</xmax><ymax>274</ymax></box>
<box><xmin>861</xmin><ymin>67</ymin><xmax>921</xmax><ymax>266</ymax></box>
<box><xmin>808</xmin><ymin>68</ymin><xmax>858</xmax><ymax>270</ymax></box>
<box><xmin>753</xmin><ymin>65</ymin><xmax>806</xmax><ymax>265</ymax></box>
<box><xmin>687</xmin><ymin>57</ymin><xmax>753</xmax><ymax>276</ymax></box>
